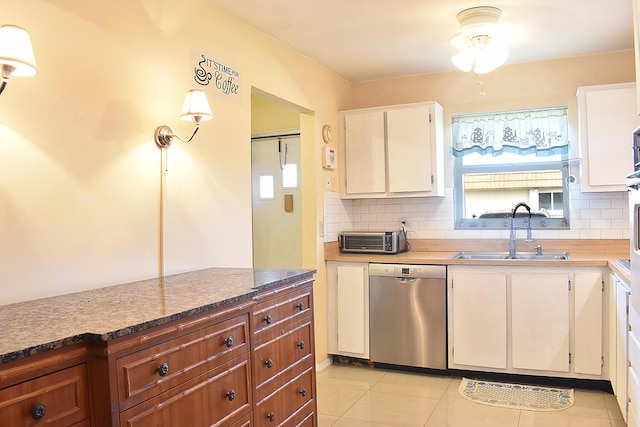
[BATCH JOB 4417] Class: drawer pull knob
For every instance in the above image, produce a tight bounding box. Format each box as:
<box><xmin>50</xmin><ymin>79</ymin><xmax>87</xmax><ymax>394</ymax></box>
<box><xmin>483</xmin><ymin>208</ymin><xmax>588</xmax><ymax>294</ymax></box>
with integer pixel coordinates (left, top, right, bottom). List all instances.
<box><xmin>296</xmin><ymin>302</ymin><xmax>305</xmax><ymax>311</ymax></box>
<box><xmin>298</xmin><ymin>341</ymin><xmax>305</xmax><ymax>350</ymax></box>
<box><xmin>31</xmin><ymin>403</ymin><xmax>46</xmax><ymax>420</ymax></box>
<box><xmin>227</xmin><ymin>389</ymin><xmax>236</xmax><ymax>401</ymax></box>
<box><xmin>267</xmin><ymin>412</ymin><xmax>276</xmax><ymax>422</ymax></box>
<box><xmin>224</xmin><ymin>336</ymin><xmax>234</xmax><ymax>348</ymax></box>
<box><xmin>264</xmin><ymin>315</ymin><xmax>273</xmax><ymax>324</ymax></box>
<box><xmin>265</xmin><ymin>358</ymin><xmax>273</xmax><ymax>368</ymax></box>
<box><xmin>157</xmin><ymin>362</ymin><xmax>169</xmax><ymax>377</ymax></box>
<box><xmin>299</xmin><ymin>388</ymin><xmax>307</xmax><ymax>397</ymax></box>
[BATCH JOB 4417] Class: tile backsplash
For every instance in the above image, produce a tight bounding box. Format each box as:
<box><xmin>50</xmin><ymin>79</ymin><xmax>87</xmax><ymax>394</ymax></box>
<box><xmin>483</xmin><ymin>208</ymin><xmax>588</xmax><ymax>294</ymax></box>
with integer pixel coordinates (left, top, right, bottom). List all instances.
<box><xmin>323</xmin><ymin>188</ymin><xmax>629</xmax><ymax>242</ymax></box>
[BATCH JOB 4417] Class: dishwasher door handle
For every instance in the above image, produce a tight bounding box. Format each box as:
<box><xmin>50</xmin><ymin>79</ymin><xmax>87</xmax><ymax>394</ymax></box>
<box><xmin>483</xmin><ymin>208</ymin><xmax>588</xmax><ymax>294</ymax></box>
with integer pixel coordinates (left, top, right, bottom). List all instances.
<box><xmin>395</xmin><ymin>277</ymin><xmax>418</xmax><ymax>283</ymax></box>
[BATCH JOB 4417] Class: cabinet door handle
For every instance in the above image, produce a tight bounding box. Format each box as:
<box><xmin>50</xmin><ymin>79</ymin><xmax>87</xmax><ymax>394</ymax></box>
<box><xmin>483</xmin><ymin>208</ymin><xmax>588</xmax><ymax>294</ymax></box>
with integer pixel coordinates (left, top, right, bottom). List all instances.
<box><xmin>157</xmin><ymin>362</ymin><xmax>169</xmax><ymax>377</ymax></box>
<box><xmin>31</xmin><ymin>403</ymin><xmax>46</xmax><ymax>420</ymax></box>
<box><xmin>267</xmin><ymin>412</ymin><xmax>276</xmax><ymax>422</ymax></box>
<box><xmin>299</xmin><ymin>388</ymin><xmax>307</xmax><ymax>397</ymax></box>
<box><xmin>224</xmin><ymin>336</ymin><xmax>234</xmax><ymax>348</ymax></box>
<box><xmin>264</xmin><ymin>315</ymin><xmax>273</xmax><ymax>324</ymax></box>
<box><xmin>296</xmin><ymin>302</ymin><xmax>305</xmax><ymax>311</ymax></box>
<box><xmin>226</xmin><ymin>389</ymin><xmax>236</xmax><ymax>401</ymax></box>
<box><xmin>298</xmin><ymin>341</ymin><xmax>305</xmax><ymax>350</ymax></box>
<box><xmin>265</xmin><ymin>358</ymin><xmax>273</xmax><ymax>368</ymax></box>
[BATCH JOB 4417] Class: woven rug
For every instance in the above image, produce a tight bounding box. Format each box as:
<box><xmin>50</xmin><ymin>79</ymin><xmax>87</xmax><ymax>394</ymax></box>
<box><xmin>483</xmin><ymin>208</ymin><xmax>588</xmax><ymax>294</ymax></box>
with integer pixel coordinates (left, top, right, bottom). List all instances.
<box><xmin>458</xmin><ymin>378</ymin><xmax>574</xmax><ymax>411</ymax></box>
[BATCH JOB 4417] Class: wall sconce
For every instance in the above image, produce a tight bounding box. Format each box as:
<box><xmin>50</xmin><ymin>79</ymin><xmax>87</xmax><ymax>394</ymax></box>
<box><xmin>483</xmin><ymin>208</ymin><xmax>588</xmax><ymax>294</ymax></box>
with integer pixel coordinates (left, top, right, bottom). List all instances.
<box><xmin>0</xmin><ymin>24</ymin><xmax>37</xmax><ymax>95</ymax></box>
<box><xmin>154</xmin><ymin>89</ymin><xmax>213</xmax><ymax>149</ymax></box>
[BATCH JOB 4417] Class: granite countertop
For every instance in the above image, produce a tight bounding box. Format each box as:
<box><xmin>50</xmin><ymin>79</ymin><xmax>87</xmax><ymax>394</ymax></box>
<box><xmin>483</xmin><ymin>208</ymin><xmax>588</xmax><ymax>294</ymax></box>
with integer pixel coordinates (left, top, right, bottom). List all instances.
<box><xmin>0</xmin><ymin>267</ymin><xmax>316</xmax><ymax>365</ymax></box>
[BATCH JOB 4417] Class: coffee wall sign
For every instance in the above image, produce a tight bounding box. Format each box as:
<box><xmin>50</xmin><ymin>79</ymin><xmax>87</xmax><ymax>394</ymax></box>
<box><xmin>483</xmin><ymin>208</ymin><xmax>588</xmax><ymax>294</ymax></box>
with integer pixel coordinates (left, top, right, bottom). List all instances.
<box><xmin>191</xmin><ymin>49</ymin><xmax>241</xmax><ymax>98</ymax></box>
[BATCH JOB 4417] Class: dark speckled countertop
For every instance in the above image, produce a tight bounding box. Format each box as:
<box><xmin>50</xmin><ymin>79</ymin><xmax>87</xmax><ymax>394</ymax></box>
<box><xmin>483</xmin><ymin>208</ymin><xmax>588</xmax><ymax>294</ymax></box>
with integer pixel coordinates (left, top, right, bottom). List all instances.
<box><xmin>0</xmin><ymin>267</ymin><xmax>316</xmax><ymax>365</ymax></box>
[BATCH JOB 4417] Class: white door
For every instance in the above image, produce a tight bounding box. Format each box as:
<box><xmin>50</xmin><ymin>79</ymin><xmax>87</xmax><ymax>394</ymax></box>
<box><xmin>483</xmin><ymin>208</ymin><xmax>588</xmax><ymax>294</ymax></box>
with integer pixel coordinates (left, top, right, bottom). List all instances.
<box><xmin>511</xmin><ymin>272</ymin><xmax>570</xmax><ymax>372</ymax></box>
<box><xmin>251</xmin><ymin>135</ymin><xmax>302</xmax><ymax>268</ymax></box>
<box><xmin>343</xmin><ymin>110</ymin><xmax>386</xmax><ymax>195</ymax></box>
<box><xmin>386</xmin><ymin>104</ymin><xmax>432</xmax><ymax>193</ymax></box>
<box><xmin>574</xmin><ymin>271</ymin><xmax>603</xmax><ymax>375</ymax></box>
<box><xmin>450</xmin><ymin>268</ymin><xmax>508</xmax><ymax>369</ymax></box>
<box><xmin>336</xmin><ymin>264</ymin><xmax>369</xmax><ymax>357</ymax></box>
<box><xmin>615</xmin><ymin>278</ymin><xmax>630</xmax><ymax>420</ymax></box>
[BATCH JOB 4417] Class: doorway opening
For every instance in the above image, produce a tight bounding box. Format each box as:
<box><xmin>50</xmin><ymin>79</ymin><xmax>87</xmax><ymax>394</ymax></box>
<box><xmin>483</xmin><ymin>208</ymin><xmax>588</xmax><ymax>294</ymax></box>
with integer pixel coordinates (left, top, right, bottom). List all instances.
<box><xmin>251</xmin><ymin>89</ymin><xmax>314</xmax><ymax>269</ymax></box>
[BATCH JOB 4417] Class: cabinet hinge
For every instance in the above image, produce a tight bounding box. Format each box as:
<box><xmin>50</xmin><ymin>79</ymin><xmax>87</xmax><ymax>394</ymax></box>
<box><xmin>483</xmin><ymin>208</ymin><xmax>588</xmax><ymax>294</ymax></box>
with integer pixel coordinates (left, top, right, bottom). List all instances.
<box><xmin>431</xmin><ymin>175</ymin><xmax>434</xmax><ymax>184</ymax></box>
<box><xmin>601</xmin><ymin>356</ymin><xmax>605</xmax><ymax>367</ymax></box>
<box><xmin>569</xmin><ymin>353</ymin><xmax>572</xmax><ymax>364</ymax></box>
<box><xmin>568</xmin><ymin>280</ymin><xmax>571</xmax><ymax>291</ymax></box>
<box><xmin>602</xmin><ymin>280</ymin><xmax>605</xmax><ymax>292</ymax></box>
<box><xmin>429</xmin><ymin>113</ymin><xmax>432</xmax><ymax>123</ymax></box>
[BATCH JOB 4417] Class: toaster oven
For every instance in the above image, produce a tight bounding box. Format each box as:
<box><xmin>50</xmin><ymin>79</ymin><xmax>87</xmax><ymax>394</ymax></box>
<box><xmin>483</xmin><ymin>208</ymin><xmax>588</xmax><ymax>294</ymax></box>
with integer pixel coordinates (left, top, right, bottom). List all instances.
<box><xmin>339</xmin><ymin>231</ymin><xmax>408</xmax><ymax>254</ymax></box>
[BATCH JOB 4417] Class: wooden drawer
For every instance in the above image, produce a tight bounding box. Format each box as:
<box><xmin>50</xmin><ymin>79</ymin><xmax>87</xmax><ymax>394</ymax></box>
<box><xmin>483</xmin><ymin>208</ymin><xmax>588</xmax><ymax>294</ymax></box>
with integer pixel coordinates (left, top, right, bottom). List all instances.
<box><xmin>254</xmin><ymin>321</ymin><xmax>313</xmax><ymax>395</ymax></box>
<box><xmin>253</xmin><ymin>288</ymin><xmax>312</xmax><ymax>343</ymax></box>
<box><xmin>297</xmin><ymin>411</ymin><xmax>316</xmax><ymax>427</ymax></box>
<box><xmin>229</xmin><ymin>413</ymin><xmax>252</xmax><ymax>427</ymax></box>
<box><xmin>117</xmin><ymin>313</ymin><xmax>249</xmax><ymax>410</ymax></box>
<box><xmin>0</xmin><ymin>363</ymin><xmax>89</xmax><ymax>426</ymax></box>
<box><xmin>120</xmin><ymin>354</ymin><xmax>252</xmax><ymax>427</ymax></box>
<box><xmin>254</xmin><ymin>366</ymin><xmax>314</xmax><ymax>427</ymax></box>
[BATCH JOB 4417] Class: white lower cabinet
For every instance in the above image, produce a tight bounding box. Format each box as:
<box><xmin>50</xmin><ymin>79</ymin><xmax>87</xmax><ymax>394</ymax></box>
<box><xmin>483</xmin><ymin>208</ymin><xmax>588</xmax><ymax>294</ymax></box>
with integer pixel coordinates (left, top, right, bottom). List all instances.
<box><xmin>450</xmin><ymin>270</ymin><xmax>507</xmax><ymax>369</ymax></box>
<box><xmin>448</xmin><ymin>266</ymin><xmax>605</xmax><ymax>379</ymax></box>
<box><xmin>610</xmin><ymin>273</ymin><xmax>630</xmax><ymax>422</ymax></box>
<box><xmin>629</xmin><ymin>304</ymin><xmax>640</xmax><ymax>426</ymax></box>
<box><xmin>326</xmin><ymin>261</ymin><xmax>370</xmax><ymax>359</ymax></box>
<box><xmin>511</xmin><ymin>272</ymin><xmax>570</xmax><ymax>372</ymax></box>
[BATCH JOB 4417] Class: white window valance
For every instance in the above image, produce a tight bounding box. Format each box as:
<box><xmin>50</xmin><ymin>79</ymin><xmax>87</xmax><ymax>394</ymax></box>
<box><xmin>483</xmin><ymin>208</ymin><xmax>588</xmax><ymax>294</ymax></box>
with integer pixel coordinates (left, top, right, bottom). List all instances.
<box><xmin>452</xmin><ymin>107</ymin><xmax>569</xmax><ymax>157</ymax></box>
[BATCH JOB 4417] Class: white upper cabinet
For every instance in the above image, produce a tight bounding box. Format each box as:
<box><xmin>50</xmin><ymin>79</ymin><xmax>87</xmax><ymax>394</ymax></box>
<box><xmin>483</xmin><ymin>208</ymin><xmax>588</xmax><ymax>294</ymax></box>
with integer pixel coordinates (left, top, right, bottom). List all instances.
<box><xmin>343</xmin><ymin>110</ymin><xmax>386</xmax><ymax>195</ymax></box>
<box><xmin>339</xmin><ymin>102</ymin><xmax>444</xmax><ymax>198</ymax></box>
<box><xmin>577</xmin><ymin>83</ymin><xmax>640</xmax><ymax>192</ymax></box>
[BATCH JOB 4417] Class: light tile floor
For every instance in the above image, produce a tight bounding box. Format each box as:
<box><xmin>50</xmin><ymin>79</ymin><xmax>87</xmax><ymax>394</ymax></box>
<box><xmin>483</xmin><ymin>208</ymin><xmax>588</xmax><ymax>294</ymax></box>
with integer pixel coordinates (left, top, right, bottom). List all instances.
<box><xmin>317</xmin><ymin>365</ymin><xmax>627</xmax><ymax>427</ymax></box>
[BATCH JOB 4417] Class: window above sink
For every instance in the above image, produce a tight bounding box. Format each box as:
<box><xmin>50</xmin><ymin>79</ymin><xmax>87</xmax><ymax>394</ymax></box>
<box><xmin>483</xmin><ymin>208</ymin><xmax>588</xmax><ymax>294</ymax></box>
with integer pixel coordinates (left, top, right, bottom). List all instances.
<box><xmin>452</xmin><ymin>107</ymin><xmax>570</xmax><ymax>230</ymax></box>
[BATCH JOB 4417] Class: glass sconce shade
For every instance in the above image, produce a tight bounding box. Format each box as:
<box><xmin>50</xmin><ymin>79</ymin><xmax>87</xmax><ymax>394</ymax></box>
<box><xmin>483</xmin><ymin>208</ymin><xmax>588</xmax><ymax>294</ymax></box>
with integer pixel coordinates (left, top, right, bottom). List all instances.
<box><xmin>180</xmin><ymin>89</ymin><xmax>213</xmax><ymax>123</ymax></box>
<box><xmin>0</xmin><ymin>25</ymin><xmax>37</xmax><ymax>77</ymax></box>
<box><xmin>155</xmin><ymin>89</ymin><xmax>213</xmax><ymax>148</ymax></box>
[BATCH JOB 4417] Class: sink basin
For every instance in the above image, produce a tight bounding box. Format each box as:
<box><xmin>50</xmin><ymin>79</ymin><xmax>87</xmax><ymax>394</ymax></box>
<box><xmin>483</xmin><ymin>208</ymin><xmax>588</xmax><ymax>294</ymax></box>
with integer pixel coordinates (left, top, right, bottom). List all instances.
<box><xmin>449</xmin><ymin>251</ymin><xmax>571</xmax><ymax>261</ymax></box>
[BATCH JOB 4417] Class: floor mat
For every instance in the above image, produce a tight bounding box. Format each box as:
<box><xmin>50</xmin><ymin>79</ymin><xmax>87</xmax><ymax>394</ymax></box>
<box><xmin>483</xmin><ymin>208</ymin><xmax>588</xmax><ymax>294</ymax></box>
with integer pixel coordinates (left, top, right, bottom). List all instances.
<box><xmin>458</xmin><ymin>377</ymin><xmax>574</xmax><ymax>411</ymax></box>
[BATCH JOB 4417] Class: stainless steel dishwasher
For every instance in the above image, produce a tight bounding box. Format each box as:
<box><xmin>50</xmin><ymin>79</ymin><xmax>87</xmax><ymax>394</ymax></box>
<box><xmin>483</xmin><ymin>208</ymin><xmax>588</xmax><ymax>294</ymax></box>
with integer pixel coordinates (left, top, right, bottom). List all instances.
<box><xmin>369</xmin><ymin>263</ymin><xmax>446</xmax><ymax>370</ymax></box>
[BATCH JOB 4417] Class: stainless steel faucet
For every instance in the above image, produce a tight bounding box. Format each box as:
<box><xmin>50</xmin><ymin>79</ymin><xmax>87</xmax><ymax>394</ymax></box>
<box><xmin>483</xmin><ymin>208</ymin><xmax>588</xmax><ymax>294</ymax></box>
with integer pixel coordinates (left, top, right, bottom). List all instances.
<box><xmin>508</xmin><ymin>202</ymin><xmax>534</xmax><ymax>258</ymax></box>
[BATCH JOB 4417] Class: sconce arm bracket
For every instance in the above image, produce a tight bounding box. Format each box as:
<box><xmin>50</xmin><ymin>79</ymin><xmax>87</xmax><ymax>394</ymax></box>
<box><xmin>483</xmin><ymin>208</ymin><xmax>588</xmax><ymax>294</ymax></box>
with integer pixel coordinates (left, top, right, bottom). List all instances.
<box><xmin>154</xmin><ymin>125</ymin><xmax>174</xmax><ymax>149</ymax></box>
<box><xmin>154</xmin><ymin>124</ymin><xmax>201</xmax><ymax>149</ymax></box>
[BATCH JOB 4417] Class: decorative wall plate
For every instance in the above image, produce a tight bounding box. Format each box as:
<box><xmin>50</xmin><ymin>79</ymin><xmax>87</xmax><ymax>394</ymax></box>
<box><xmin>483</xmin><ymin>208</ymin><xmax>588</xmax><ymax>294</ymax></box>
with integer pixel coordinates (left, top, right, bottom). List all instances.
<box><xmin>322</xmin><ymin>125</ymin><xmax>332</xmax><ymax>143</ymax></box>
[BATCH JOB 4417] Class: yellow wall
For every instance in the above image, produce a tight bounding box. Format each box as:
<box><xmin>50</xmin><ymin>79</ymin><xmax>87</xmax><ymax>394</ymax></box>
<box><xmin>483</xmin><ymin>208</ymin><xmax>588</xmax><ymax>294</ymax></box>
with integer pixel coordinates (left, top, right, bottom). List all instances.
<box><xmin>1</xmin><ymin>0</ymin><xmax>348</xmax><ymax>340</ymax></box>
<box><xmin>251</xmin><ymin>95</ymin><xmax>300</xmax><ymax>132</ymax></box>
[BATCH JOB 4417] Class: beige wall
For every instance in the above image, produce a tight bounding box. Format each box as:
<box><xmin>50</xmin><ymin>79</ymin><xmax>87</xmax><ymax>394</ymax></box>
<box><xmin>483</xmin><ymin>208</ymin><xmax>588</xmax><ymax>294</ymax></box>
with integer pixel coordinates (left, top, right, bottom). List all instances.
<box><xmin>0</xmin><ymin>1</ymin><xmax>350</xmax><ymax>371</ymax></box>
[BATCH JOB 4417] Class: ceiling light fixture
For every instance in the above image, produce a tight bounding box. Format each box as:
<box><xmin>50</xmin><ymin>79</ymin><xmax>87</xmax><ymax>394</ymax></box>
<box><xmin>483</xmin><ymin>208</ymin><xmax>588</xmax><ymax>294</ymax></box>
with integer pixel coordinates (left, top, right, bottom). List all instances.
<box><xmin>154</xmin><ymin>89</ymin><xmax>213</xmax><ymax>149</ymax></box>
<box><xmin>0</xmin><ymin>24</ymin><xmax>37</xmax><ymax>95</ymax></box>
<box><xmin>450</xmin><ymin>6</ymin><xmax>508</xmax><ymax>74</ymax></box>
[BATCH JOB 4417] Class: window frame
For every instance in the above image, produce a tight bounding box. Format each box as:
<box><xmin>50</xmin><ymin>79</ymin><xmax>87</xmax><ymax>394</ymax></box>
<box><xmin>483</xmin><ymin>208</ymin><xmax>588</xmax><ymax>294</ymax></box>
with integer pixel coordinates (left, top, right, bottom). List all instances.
<box><xmin>453</xmin><ymin>156</ymin><xmax>570</xmax><ymax>230</ymax></box>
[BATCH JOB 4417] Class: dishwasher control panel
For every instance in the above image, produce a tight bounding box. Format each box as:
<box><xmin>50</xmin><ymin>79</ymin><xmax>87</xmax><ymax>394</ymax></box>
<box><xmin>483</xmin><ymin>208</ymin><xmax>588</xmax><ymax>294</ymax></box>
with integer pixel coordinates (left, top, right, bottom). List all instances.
<box><xmin>368</xmin><ymin>263</ymin><xmax>446</xmax><ymax>279</ymax></box>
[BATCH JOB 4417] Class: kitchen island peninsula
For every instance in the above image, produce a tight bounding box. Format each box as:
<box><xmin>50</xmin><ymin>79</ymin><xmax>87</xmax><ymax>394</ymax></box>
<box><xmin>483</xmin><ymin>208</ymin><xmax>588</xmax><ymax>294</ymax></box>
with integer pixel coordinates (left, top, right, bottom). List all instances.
<box><xmin>0</xmin><ymin>267</ymin><xmax>317</xmax><ymax>426</ymax></box>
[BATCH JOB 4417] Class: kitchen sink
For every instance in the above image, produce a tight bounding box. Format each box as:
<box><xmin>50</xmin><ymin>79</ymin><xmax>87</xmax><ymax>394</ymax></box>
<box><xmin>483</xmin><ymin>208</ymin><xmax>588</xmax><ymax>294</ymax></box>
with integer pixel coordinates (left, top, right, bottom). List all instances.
<box><xmin>449</xmin><ymin>251</ymin><xmax>571</xmax><ymax>261</ymax></box>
